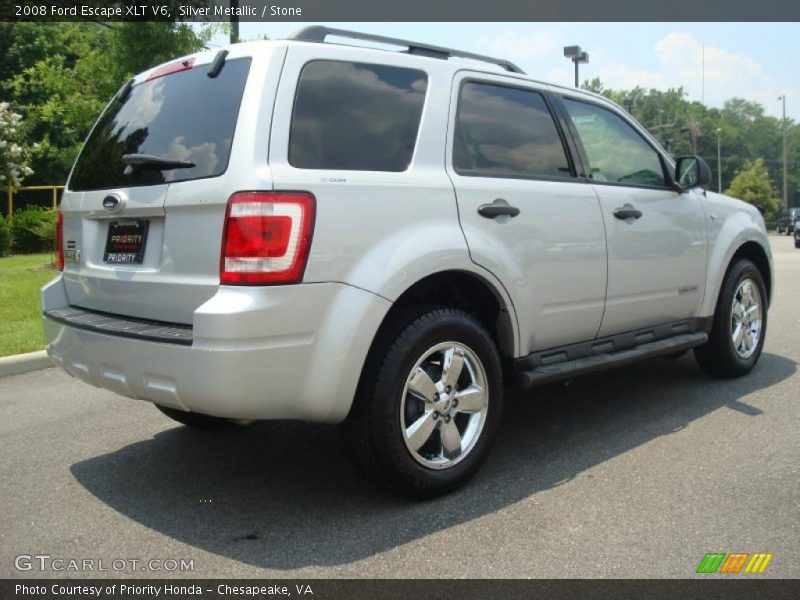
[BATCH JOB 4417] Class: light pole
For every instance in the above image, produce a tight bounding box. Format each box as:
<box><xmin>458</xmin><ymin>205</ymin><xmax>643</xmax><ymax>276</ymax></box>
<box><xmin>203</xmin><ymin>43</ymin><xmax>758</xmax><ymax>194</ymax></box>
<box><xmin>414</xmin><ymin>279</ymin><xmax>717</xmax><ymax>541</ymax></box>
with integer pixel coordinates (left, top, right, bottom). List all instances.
<box><xmin>717</xmin><ymin>128</ymin><xmax>722</xmax><ymax>193</ymax></box>
<box><xmin>229</xmin><ymin>0</ymin><xmax>240</xmax><ymax>44</ymax></box>
<box><xmin>564</xmin><ymin>46</ymin><xmax>589</xmax><ymax>88</ymax></box>
<box><xmin>778</xmin><ymin>95</ymin><xmax>788</xmax><ymax>209</ymax></box>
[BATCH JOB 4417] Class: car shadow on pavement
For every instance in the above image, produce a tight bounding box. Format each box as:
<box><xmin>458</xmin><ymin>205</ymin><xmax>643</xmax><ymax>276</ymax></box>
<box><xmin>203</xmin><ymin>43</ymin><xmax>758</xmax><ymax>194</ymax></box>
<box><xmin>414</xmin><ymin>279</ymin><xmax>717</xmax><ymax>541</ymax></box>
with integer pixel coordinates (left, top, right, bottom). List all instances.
<box><xmin>70</xmin><ymin>352</ymin><xmax>795</xmax><ymax>570</ymax></box>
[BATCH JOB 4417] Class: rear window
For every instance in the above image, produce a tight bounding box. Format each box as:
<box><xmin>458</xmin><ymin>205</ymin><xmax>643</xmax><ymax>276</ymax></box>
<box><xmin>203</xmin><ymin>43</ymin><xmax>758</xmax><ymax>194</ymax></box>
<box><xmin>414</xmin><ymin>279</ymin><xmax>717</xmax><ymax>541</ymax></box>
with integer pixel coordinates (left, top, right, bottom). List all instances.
<box><xmin>289</xmin><ymin>60</ymin><xmax>428</xmax><ymax>172</ymax></box>
<box><xmin>69</xmin><ymin>58</ymin><xmax>251</xmax><ymax>191</ymax></box>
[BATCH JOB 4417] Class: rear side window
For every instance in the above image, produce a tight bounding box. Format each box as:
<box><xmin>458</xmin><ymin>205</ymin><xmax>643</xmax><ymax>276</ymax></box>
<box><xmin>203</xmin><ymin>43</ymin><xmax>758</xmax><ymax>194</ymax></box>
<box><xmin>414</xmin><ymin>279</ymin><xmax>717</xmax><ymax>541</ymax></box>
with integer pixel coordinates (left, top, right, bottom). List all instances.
<box><xmin>69</xmin><ymin>58</ymin><xmax>252</xmax><ymax>191</ymax></box>
<box><xmin>454</xmin><ymin>82</ymin><xmax>571</xmax><ymax>179</ymax></box>
<box><xmin>289</xmin><ymin>61</ymin><xmax>428</xmax><ymax>172</ymax></box>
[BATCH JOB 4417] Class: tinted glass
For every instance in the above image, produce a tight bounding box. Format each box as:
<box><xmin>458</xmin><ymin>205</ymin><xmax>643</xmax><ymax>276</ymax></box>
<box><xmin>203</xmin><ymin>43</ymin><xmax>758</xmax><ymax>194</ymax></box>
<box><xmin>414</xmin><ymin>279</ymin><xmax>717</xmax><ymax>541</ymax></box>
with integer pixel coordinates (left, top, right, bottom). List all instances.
<box><xmin>563</xmin><ymin>98</ymin><xmax>666</xmax><ymax>187</ymax></box>
<box><xmin>289</xmin><ymin>61</ymin><xmax>427</xmax><ymax>171</ymax></box>
<box><xmin>454</xmin><ymin>82</ymin><xmax>571</xmax><ymax>179</ymax></box>
<box><xmin>70</xmin><ymin>58</ymin><xmax>251</xmax><ymax>191</ymax></box>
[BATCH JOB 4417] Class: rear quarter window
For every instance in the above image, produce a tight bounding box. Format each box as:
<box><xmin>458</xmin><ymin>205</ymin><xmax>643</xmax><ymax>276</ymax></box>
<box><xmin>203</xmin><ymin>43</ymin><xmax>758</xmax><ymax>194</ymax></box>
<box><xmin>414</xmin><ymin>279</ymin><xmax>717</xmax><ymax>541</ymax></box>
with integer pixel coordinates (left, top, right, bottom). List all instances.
<box><xmin>69</xmin><ymin>58</ymin><xmax>251</xmax><ymax>191</ymax></box>
<box><xmin>288</xmin><ymin>60</ymin><xmax>428</xmax><ymax>172</ymax></box>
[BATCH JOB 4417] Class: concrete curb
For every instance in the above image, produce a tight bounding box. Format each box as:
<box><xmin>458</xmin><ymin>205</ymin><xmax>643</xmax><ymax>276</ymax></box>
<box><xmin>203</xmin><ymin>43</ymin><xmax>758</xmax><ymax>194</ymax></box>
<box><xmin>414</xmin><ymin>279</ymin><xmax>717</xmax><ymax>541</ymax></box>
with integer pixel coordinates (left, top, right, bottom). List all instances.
<box><xmin>0</xmin><ymin>350</ymin><xmax>54</xmax><ymax>378</ymax></box>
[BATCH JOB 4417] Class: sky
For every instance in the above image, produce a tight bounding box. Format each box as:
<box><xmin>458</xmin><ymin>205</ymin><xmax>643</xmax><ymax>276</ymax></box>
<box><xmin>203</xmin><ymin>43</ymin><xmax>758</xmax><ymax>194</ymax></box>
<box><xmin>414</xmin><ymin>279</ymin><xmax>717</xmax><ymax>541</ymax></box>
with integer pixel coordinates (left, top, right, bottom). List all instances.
<box><xmin>203</xmin><ymin>22</ymin><xmax>800</xmax><ymax>120</ymax></box>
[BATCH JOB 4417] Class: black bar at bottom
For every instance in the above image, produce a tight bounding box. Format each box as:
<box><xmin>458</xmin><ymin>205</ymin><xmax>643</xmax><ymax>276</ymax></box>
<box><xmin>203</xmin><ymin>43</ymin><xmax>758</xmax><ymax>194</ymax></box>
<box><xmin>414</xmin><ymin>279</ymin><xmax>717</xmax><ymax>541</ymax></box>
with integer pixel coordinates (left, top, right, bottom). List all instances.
<box><xmin>2</xmin><ymin>579</ymin><xmax>800</xmax><ymax>600</ymax></box>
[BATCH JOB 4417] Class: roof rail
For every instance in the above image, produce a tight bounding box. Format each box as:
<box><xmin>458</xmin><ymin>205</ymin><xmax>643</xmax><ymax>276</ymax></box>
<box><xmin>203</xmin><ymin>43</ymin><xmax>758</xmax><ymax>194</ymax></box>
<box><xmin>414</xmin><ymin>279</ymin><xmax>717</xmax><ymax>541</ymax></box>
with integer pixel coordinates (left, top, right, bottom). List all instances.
<box><xmin>288</xmin><ymin>26</ymin><xmax>525</xmax><ymax>75</ymax></box>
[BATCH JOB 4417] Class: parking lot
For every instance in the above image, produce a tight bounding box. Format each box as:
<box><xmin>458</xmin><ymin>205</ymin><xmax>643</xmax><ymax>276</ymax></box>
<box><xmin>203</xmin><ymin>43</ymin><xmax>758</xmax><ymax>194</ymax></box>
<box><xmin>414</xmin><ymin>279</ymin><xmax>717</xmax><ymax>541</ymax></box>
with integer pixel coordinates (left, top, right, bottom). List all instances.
<box><xmin>1</xmin><ymin>235</ymin><xmax>798</xmax><ymax>579</ymax></box>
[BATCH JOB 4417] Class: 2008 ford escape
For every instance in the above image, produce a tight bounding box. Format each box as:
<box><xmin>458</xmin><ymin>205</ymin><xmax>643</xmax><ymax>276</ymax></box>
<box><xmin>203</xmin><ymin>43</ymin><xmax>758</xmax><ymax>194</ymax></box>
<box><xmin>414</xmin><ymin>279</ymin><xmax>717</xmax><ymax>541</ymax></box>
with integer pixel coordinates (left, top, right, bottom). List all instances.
<box><xmin>42</xmin><ymin>27</ymin><xmax>773</xmax><ymax>497</ymax></box>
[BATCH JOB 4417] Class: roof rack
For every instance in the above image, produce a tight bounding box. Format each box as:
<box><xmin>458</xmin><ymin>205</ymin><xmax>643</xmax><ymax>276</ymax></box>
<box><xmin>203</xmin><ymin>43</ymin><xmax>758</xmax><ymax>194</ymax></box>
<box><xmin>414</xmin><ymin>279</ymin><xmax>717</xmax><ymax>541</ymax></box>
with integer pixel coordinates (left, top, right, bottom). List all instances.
<box><xmin>288</xmin><ymin>26</ymin><xmax>525</xmax><ymax>75</ymax></box>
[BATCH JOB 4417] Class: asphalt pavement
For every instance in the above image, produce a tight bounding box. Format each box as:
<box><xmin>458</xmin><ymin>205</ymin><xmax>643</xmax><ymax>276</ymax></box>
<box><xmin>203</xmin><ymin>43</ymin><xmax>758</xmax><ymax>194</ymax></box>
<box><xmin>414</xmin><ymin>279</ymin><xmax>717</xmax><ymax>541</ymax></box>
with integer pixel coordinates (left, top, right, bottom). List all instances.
<box><xmin>1</xmin><ymin>236</ymin><xmax>798</xmax><ymax>579</ymax></box>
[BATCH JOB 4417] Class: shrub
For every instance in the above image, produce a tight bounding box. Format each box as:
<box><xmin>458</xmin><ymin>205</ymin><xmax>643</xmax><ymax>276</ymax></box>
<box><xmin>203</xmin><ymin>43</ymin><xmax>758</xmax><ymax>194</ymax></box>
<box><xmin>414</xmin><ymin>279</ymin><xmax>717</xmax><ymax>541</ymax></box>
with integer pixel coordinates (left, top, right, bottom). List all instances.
<box><xmin>0</xmin><ymin>214</ymin><xmax>11</xmax><ymax>256</ymax></box>
<box><xmin>10</xmin><ymin>206</ymin><xmax>57</xmax><ymax>254</ymax></box>
<box><xmin>0</xmin><ymin>102</ymin><xmax>37</xmax><ymax>188</ymax></box>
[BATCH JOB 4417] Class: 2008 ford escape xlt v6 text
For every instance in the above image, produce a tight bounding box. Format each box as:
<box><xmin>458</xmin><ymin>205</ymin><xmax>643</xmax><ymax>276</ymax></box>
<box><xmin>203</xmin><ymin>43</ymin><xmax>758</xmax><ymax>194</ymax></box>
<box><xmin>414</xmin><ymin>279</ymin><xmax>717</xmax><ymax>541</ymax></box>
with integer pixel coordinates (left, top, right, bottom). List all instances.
<box><xmin>42</xmin><ymin>27</ymin><xmax>773</xmax><ymax>497</ymax></box>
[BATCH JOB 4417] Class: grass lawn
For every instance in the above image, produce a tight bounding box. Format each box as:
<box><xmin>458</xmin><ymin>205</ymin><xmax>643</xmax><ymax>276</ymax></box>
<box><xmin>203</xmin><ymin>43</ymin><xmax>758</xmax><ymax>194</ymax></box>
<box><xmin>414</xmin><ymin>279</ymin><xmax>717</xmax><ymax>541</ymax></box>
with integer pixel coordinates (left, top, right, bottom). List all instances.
<box><xmin>0</xmin><ymin>254</ymin><xmax>57</xmax><ymax>357</ymax></box>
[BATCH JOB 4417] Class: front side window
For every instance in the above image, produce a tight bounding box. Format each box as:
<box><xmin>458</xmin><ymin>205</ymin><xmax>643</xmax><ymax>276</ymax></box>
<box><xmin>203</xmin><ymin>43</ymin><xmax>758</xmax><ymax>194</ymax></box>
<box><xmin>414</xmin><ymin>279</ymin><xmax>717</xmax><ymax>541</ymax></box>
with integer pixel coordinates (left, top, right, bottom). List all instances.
<box><xmin>454</xmin><ymin>82</ymin><xmax>571</xmax><ymax>179</ymax></box>
<box><xmin>563</xmin><ymin>98</ymin><xmax>667</xmax><ymax>187</ymax></box>
<box><xmin>289</xmin><ymin>61</ymin><xmax>428</xmax><ymax>172</ymax></box>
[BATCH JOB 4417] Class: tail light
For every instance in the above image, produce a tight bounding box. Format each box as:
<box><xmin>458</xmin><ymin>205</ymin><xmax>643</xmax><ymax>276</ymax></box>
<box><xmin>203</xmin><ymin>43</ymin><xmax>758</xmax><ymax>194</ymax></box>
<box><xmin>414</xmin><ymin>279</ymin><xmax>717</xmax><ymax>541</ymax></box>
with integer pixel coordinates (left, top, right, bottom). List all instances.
<box><xmin>56</xmin><ymin>209</ymin><xmax>64</xmax><ymax>271</ymax></box>
<box><xmin>220</xmin><ymin>192</ymin><xmax>316</xmax><ymax>285</ymax></box>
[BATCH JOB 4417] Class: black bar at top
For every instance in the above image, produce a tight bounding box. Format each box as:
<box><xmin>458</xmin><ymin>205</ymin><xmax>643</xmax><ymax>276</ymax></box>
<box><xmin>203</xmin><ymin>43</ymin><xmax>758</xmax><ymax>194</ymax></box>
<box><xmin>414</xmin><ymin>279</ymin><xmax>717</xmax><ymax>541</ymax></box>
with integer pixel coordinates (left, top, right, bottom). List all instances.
<box><xmin>4</xmin><ymin>0</ymin><xmax>800</xmax><ymax>22</ymax></box>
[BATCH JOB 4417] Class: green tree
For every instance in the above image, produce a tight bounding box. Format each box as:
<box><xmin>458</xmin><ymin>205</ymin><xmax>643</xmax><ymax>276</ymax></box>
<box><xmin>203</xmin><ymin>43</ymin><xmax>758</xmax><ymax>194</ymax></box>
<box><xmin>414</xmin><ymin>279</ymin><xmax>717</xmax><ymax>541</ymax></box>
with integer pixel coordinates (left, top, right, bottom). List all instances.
<box><xmin>724</xmin><ymin>158</ymin><xmax>781</xmax><ymax>220</ymax></box>
<box><xmin>1</xmin><ymin>20</ymin><xmax>212</xmax><ymax>186</ymax></box>
<box><xmin>577</xmin><ymin>77</ymin><xmax>798</xmax><ymax>204</ymax></box>
<box><xmin>581</xmin><ymin>77</ymin><xmax>605</xmax><ymax>94</ymax></box>
<box><xmin>108</xmin><ymin>22</ymin><xmax>213</xmax><ymax>83</ymax></box>
<box><xmin>2</xmin><ymin>23</ymin><xmax>118</xmax><ymax>183</ymax></box>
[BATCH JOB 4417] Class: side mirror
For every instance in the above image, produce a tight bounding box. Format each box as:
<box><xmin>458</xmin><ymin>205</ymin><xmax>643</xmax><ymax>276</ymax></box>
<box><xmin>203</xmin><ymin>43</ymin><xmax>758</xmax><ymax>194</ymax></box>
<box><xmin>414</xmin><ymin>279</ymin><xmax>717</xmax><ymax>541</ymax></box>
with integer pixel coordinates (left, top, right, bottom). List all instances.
<box><xmin>673</xmin><ymin>156</ymin><xmax>712</xmax><ymax>192</ymax></box>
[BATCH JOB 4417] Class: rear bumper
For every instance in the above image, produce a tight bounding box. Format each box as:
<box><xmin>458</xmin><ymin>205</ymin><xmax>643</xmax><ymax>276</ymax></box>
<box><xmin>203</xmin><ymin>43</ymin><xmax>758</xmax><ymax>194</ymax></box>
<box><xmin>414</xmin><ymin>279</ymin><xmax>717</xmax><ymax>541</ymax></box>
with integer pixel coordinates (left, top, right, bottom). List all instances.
<box><xmin>42</xmin><ymin>274</ymin><xmax>390</xmax><ymax>423</ymax></box>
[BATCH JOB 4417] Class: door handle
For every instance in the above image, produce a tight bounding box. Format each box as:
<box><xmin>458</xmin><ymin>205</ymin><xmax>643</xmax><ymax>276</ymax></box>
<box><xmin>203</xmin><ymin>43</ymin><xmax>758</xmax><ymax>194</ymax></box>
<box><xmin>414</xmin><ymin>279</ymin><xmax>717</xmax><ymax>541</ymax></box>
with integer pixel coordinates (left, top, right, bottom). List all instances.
<box><xmin>478</xmin><ymin>199</ymin><xmax>520</xmax><ymax>219</ymax></box>
<box><xmin>613</xmin><ymin>204</ymin><xmax>643</xmax><ymax>221</ymax></box>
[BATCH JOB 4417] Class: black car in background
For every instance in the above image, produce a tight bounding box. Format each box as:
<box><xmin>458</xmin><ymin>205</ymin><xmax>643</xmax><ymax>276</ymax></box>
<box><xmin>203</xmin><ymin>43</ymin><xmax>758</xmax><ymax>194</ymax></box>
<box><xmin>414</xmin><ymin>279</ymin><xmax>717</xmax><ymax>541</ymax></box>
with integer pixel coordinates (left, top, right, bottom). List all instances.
<box><xmin>776</xmin><ymin>207</ymin><xmax>800</xmax><ymax>235</ymax></box>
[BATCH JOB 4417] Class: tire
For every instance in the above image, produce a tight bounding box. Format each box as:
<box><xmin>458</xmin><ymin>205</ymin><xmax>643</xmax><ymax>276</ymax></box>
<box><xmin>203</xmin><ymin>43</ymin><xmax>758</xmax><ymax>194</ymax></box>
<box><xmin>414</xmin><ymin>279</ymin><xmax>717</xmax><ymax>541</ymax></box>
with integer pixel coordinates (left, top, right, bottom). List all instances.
<box><xmin>795</xmin><ymin>240</ymin><xmax>800</xmax><ymax>249</ymax></box>
<box><xmin>155</xmin><ymin>404</ymin><xmax>232</xmax><ymax>428</ymax></box>
<box><xmin>694</xmin><ymin>258</ymin><xmax>767</xmax><ymax>378</ymax></box>
<box><xmin>345</xmin><ymin>307</ymin><xmax>504</xmax><ymax>498</ymax></box>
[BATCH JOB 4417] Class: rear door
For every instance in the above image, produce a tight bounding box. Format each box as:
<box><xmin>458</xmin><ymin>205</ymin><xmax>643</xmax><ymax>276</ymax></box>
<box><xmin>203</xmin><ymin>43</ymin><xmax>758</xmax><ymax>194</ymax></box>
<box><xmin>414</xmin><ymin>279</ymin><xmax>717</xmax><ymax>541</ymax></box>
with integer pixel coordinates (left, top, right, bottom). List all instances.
<box><xmin>61</xmin><ymin>52</ymin><xmax>258</xmax><ymax>324</ymax></box>
<box><xmin>447</xmin><ymin>72</ymin><xmax>608</xmax><ymax>354</ymax></box>
<box><xmin>267</xmin><ymin>45</ymin><xmax>458</xmax><ymax>293</ymax></box>
<box><xmin>557</xmin><ymin>95</ymin><xmax>707</xmax><ymax>336</ymax></box>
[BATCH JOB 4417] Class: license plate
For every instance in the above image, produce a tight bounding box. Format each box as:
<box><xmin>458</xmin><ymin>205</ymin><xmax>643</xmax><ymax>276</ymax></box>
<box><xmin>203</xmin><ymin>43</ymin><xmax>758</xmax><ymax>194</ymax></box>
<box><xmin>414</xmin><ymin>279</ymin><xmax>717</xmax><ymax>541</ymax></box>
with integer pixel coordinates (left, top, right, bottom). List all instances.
<box><xmin>103</xmin><ymin>220</ymin><xmax>149</xmax><ymax>264</ymax></box>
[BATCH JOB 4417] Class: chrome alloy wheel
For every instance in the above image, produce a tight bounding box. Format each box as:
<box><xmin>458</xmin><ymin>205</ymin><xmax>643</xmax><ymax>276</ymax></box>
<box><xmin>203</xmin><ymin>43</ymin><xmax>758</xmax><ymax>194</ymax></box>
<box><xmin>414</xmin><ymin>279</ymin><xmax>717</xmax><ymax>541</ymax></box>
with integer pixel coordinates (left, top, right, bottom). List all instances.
<box><xmin>400</xmin><ymin>342</ymin><xmax>489</xmax><ymax>470</ymax></box>
<box><xmin>731</xmin><ymin>278</ymin><xmax>763</xmax><ymax>359</ymax></box>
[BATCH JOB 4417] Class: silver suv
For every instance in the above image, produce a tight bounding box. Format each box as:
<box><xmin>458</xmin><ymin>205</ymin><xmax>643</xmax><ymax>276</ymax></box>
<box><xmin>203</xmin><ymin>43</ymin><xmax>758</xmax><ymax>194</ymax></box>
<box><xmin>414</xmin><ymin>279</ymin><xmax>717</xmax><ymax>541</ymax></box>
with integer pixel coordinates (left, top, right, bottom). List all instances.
<box><xmin>42</xmin><ymin>27</ymin><xmax>773</xmax><ymax>496</ymax></box>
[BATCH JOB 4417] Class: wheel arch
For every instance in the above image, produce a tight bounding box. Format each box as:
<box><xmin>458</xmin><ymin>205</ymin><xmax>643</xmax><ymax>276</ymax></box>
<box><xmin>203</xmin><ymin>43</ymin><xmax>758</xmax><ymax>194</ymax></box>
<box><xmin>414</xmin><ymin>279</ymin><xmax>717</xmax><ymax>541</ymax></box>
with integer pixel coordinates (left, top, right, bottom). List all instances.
<box><xmin>357</xmin><ymin>270</ymin><xmax>520</xmax><ymax>394</ymax></box>
<box><xmin>729</xmin><ymin>241</ymin><xmax>772</xmax><ymax>306</ymax></box>
<box><xmin>702</xmin><ymin>218</ymin><xmax>773</xmax><ymax>317</ymax></box>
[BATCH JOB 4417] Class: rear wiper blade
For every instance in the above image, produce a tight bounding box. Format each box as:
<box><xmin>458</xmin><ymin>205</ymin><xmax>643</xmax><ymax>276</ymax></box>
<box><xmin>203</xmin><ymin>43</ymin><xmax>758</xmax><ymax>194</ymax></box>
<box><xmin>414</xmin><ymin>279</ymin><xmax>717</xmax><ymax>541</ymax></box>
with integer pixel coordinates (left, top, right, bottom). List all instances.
<box><xmin>122</xmin><ymin>154</ymin><xmax>195</xmax><ymax>174</ymax></box>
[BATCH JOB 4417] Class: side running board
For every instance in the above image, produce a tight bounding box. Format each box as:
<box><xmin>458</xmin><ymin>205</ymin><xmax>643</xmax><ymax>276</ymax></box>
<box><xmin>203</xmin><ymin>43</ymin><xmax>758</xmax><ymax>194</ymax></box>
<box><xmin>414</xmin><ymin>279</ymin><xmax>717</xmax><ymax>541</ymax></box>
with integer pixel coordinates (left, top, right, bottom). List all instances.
<box><xmin>517</xmin><ymin>332</ymin><xmax>708</xmax><ymax>389</ymax></box>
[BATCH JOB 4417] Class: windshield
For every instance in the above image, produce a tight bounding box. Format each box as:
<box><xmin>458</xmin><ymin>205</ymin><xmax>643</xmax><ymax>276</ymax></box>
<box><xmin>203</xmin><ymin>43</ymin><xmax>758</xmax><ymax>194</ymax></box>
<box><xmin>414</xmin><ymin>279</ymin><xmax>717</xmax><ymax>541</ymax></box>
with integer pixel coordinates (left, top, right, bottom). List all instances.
<box><xmin>69</xmin><ymin>58</ymin><xmax>251</xmax><ymax>191</ymax></box>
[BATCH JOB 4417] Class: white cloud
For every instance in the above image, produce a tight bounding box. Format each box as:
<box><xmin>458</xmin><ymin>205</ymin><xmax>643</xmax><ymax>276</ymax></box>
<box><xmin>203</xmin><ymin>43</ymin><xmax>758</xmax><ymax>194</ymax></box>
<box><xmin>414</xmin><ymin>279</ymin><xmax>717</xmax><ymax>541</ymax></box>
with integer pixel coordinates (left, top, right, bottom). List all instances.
<box><xmin>590</xmin><ymin>33</ymin><xmax>793</xmax><ymax>119</ymax></box>
<box><xmin>165</xmin><ymin>136</ymin><xmax>218</xmax><ymax>178</ymax></box>
<box><xmin>473</xmin><ymin>28</ymin><xmax>796</xmax><ymax>119</ymax></box>
<box><xmin>120</xmin><ymin>79</ymin><xmax>165</xmax><ymax>131</ymax></box>
<box><xmin>655</xmin><ymin>33</ymin><xmax>761</xmax><ymax>101</ymax></box>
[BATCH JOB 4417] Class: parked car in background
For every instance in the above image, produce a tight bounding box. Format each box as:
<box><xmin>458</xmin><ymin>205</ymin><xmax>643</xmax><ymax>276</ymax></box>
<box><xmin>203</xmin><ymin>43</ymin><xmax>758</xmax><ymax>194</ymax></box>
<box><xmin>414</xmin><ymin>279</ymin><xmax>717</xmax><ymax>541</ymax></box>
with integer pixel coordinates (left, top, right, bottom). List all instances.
<box><xmin>42</xmin><ymin>27</ymin><xmax>773</xmax><ymax>497</ymax></box>
<box><xmin>795</xmin><ymin>225</ymin><xmax>800</xmax><ymax>248</ymax></box>
<box><xmin>776</xmin><ymin>207</ymin><xmax>799</xmax><ymax>235</ymax></box>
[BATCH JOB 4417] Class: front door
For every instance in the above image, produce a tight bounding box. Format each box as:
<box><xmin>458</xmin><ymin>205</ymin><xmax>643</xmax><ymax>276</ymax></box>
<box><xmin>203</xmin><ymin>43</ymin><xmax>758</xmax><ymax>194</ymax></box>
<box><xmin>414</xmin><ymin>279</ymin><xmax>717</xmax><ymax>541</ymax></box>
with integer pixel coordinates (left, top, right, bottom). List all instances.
<box><xmin>558</xmin><ymin>96</ymin><xmax>708</xmax><ymax>337</ymax></box>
